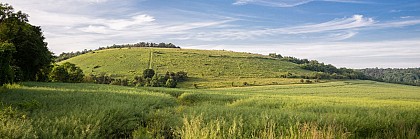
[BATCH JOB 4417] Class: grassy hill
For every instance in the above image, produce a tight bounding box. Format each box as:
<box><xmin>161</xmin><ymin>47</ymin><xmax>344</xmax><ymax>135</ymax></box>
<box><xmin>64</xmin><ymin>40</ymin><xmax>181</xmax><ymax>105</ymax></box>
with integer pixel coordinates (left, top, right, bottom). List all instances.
<box><xmin>1</xmin><ymin>81</ymin><xmax>419</xmax><ymax>138</ymax></box>
<box><xmin>62</xmin><ymin>48</ymin><xmax>315</xmax><ymax>88</ymax></box>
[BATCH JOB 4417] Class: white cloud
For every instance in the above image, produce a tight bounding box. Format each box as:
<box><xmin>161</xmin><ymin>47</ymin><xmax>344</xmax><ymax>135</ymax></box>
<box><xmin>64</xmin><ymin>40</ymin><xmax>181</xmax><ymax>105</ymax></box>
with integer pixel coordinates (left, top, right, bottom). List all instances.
<box><xmin>79</xmin><ymin>25</ymin><xmax>108</xmax><ymax>34</ymax></box>
<box><xmin>105</xmin><ymin>14</ymin><xmax>155</xmax><ymax>30</ymax></box>
<box><xmin>325</xmin><ymin>31</ymin><xmax>358</xmax><ymax>40</ymax></box>
<box><xmin>176</xmin><ymin>14</ymin><xmax>420</xmax><ymax>42</ymax></box>
<box><xmin>2</xmin><ymin>0</ymin><xmax>419</xmax><ymax>68</ymax></box>
<box><xmin>2</xmin><ymin>0</ymin><xmax>235</xmax><ymax>53</ymax></box>
<box><xmin>185</xmin><ymin>39</ymin><xmax>420</xmax><ymax>68</ymax></box>
<box><xmin>233</xmin><ymin>0</ymin><xmax>367</xmax><ymax>7</ymax></box>
<box><xmin>233</xmin><ymin>0</ymin><xmax>313</xmax><ymax>7</ymax></box>
<box><xmin>176</xmin><ymin>14</ymin><xmax>373</xmax><ymax>41</ymax></box>
<box><xmin>375</xmin><ymin>19</ymin><xmax>420</xmax><ymax>28</ymax></box>
<box><xmin>400</xmin><ymin>16</ymin><xmax>413</xmax><ymax>19</ymax></box>
<box><xmin>276</xmin><ymin>14</ymin><xmax>374</xmax><ymax>34</ymax></box>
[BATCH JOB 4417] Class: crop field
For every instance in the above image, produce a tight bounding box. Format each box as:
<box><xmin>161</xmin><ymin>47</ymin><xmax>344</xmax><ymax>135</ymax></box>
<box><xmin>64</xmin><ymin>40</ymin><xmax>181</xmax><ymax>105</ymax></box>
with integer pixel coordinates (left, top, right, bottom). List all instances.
<box><xmin>1</xmin><ymin>80</ymin><xmax>419</xmax><ymax>138</ymax></box>
<box><xmin>63</xmin><ymin>48</ymin><xmax>313</xmax><ymax>88</ymax></box>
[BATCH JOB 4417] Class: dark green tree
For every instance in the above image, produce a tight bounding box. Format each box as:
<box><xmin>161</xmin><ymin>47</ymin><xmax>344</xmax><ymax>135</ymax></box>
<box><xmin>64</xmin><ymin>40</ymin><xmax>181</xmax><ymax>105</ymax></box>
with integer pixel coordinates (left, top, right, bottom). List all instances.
<box><xmin>0</xmin><ymin>42</ymin><xmax>15</xmax><ymax>85</ymax></box>
<box><xmin>0</xmin><ymin>3</ymin><xmax>53</xmax><ymax>81</ymax></box>
<box><xmin>150</xmin><ymin>74</ymin><xmax>160</xmax><ymax>87</ymax></box>
<box><xmin>165</xmin><ymin>78</ymin><xmax>177</xmax><ymax>88</ymax></box>
<box><xmin>143</xmin><ymin>69</ymin><xmax>155</xmax><ymax>79</ymax></box>
<box><xmin>49</xmin><ymin>62</ymin><xmax>84</xmax><ymax>83</ymax></box>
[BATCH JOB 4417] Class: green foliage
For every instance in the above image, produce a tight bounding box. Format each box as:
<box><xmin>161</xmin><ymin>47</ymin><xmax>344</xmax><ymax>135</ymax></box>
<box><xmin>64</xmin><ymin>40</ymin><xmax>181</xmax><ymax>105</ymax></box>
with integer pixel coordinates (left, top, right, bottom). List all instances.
<box><xmin>282</xmin><ymin>56</ymin><xmax>310</xmax><ymax>64</ymax></box>
<box><xmin>89</xmin><ymin>73</ymin><xmax>113</xmax><ymax>84</ymax></box>
<box><xmin>165</xmin><ymin>78</ymin><xmax>177</xmax><ymax>88</ymax></box>
<box><xmin>143</xmin><ymin>69</ymin><xmax>155</xmax><ymax>79</ymax></box>
<box><xmin>268</xmin><ymin>53</ymin><xmax>282</xmax><ymax>58</ymax></box>
<box><xmin>359</xmin><ymin>68</ymin><xmax>420</xmax><ymax>86</ymax></box>
<box><xmin>278</xmin><ymin>56</ymin><xmax>366</xmax><ymax>79</ymax></box>
<box><xmin>150</xmin><ymin>74</ymin><xmax>160</xmax><ymax>87</ymax></box>
<box><xmin>109</xmin><ymin>78</ymin><xmax>129</xmax><ymax>86</ymax></box>
<box><xmin>0</xmin><ymin>3</ymin><xmax>53</xmax><ymax>81</ymax></box>
<box><xmin>0</xmin><ymin>42</ymin><xmax>15</xmax><ymax>85</ymax></box>
<box><xmin>49</xmin><ymin>62</ymin><xmax>84</xmax><ymax>83</ymax></box>
<box><xmin>88</xmin><ymin>70</ymin><xmax>187</xmax><ymax>88</ymax></box>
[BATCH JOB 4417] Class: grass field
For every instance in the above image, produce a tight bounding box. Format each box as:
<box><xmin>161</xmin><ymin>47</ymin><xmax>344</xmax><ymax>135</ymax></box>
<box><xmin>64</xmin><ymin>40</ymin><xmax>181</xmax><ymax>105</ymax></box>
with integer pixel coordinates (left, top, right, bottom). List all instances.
<box><xmin>62</xmin><ymin>48</ymin><xmax>314</xmax><ymax>88</ymax></box>
<box><xmin>1</xmin><ymin>80</ymin><xmax>419</xmax><ymax>138</ymax></box>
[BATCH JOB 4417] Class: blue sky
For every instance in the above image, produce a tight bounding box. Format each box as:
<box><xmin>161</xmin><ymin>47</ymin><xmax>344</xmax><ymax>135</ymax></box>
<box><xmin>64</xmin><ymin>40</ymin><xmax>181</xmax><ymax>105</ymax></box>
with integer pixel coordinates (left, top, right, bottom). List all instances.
<box><xmin>3</xmin><ymin>0</ymin><xmax>420</xmax><ymax>68</ymax></box>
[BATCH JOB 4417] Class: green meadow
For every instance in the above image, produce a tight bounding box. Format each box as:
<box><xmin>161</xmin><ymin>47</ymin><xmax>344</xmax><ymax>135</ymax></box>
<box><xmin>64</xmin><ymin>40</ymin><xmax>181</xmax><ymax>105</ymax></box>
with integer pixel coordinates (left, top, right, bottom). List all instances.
<box><xmin>63</xmin><ymin>48</ymin><xmax>312</xmax><ymax>88</ymax></box>
<box><xmin>2</xmin><ymin>1</ymin><xmax>420</xmax><ymax>138</ymax></box>
<box><xmin>1</xmin><ymin>80</ymin><xmax>419</xmax><ymax>138</ymax></box>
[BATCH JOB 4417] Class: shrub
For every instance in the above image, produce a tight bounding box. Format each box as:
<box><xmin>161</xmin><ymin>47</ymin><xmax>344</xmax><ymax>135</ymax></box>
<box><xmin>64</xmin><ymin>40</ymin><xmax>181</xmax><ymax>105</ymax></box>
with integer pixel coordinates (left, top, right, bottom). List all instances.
<box><xmin>165</xmin><ymin>79</ymin><xmax>177</xmax><ymax>88</ymax></box>
<box><xmin>143</xmin><ymin>69</ymin><xmax>155</xmax><ymax>79</ymax></box>
<box><xmin>0</xmin><ymin>42</ymin><xmax>16</xmax><ymax>85</ymax></box>
<box><xmin>91</xmin><ymin>73</ymin><xmax>113</xmax><ymax>84</ymax></box>
<box><xmin>49</xmin><ymin>62</ymin><xmax>84</xmax><ymax>83</ymax></box>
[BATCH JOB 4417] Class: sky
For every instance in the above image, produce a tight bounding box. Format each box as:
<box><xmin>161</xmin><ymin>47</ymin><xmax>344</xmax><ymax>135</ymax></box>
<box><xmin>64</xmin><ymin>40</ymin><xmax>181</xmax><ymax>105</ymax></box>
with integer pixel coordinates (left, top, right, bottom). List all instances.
<box><xmin>3</xmin><ymin>0</ymin><xmax>420</xmax><ymax>68</ymax></box>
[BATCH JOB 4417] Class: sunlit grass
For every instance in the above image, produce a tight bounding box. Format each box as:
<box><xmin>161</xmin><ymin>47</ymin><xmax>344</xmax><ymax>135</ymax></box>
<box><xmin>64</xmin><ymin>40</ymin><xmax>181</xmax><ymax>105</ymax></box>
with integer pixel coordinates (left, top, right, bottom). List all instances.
<box><xmin>63</xmin><ymin>48</ymin><xmax>314</xmax><ymax>88</ymax></box>
<box><xmin>1</xmin><ymin>80</ymin><xmax>419</xmax><ymax>138</ymax></box>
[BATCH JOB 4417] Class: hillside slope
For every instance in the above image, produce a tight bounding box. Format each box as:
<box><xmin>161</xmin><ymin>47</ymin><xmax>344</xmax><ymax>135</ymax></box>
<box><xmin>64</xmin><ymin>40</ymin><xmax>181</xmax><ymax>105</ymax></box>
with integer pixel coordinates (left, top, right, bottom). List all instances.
<box><xmin>63</xmin><ymin>48</ymin><xmax>315</xmax><ymax>88</ymax></box>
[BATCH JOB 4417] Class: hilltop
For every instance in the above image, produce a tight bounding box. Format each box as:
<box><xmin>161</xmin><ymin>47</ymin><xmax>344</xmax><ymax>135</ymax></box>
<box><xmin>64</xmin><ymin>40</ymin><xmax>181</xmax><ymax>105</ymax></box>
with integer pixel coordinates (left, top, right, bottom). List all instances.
<box><xmin>62</xmin><ymin>47</ymin><xmax>317</xmax><ymax>88</ymax></box>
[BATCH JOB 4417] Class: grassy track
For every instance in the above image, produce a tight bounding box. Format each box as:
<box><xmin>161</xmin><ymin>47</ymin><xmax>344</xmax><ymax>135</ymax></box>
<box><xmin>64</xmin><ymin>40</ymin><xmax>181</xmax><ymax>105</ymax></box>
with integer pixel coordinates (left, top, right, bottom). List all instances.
<box><xmin>62</xmin><ymin>48</ymin><xmax>313</xmax><ymax>88</ymax></box>
<box><xmin>1</xmin><ymin>80</ymin><xmax>419</xmax><ymax>138</ymax></box>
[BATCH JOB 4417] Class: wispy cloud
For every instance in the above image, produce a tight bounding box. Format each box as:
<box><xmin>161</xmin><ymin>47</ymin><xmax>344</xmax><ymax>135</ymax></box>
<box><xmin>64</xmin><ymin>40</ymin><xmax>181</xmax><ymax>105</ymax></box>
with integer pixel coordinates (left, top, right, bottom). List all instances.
<box><xmin>233</xmin><ymin>0</ymin><xmax>368</xmax><ymax>7</ymax></box>
<box><xmin>187</xmin><ymin>39</ymin><xmax>420</xmax><ymax>68</ymax></box>
<box><xmin>3</xmin><ymin>0</ymin><xmax>236</xmax><ymax>53</ymax></box>
<box><xmin>275</xmin><ymin>14</ymin><xmax>374</xmax><ymax>34</ymax></box>
<box><xmin>374</xmin><ymin>19</ymin><xmax>420</xmax><ymax>28</ymax></box>
<box><xmin>233</xmin><ymin>0</ymin><xmax>313</xmax><ymax>7</ymax></box>
<box><xmin>176</xmin><ymin>14</ymin><xmax>373</xmax><ymax>41</ymax></box>
<box><xmin>177</xmin><ymin>14</ymin><xmax>420</xmax><ymax>42</ymax></box>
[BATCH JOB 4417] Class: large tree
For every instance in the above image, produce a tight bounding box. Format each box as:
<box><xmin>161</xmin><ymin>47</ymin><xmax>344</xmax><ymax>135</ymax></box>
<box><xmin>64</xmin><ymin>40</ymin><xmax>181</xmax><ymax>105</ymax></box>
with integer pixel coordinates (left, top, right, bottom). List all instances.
<box><xmin>0</xmin><ymin>42</ymin><xmax>15</xmax><ymax>85</ymax></box>
<box><xmin>0</xmin><ymin>3</ymin><xmax>53</xmax><ymax>81</ymax></box>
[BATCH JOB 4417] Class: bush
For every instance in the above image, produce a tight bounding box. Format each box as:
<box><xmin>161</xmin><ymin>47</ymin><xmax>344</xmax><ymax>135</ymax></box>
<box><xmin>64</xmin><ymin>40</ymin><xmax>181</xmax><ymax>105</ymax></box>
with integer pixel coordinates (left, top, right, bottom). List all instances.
<box><xmin>0</xmin><ymin>42</ymin><xmax>16</xmax><ymax>85</ymax></box>
<box><xmin>143</xmin><ymin>69</ymin><xmax>155</xmax><ymax>79</ymax></box>
<box><xmin>49</xmin><ymin>62</ymin><xmax>84</xmax><ymax>83</ymax></box>
<box><xmin>165</xmin><ymin>79</ymin><xmax>177</xmax><ymax>88</ymax></box>
<box><xmin>91</xmin><ymin>73</ymin><xmax>113</xmax><ymax>84</ymax></box>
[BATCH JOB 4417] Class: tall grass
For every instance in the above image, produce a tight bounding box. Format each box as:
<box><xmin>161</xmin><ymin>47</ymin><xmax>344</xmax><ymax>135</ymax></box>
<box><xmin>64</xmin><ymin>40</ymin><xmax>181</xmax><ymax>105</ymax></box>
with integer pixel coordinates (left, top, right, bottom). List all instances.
<box><xmin>0</xmin><ymin>82</ymin><xmax>178</xmax><ymax>138</ymax></box>
<box><xmin>1</xmin><ymin>80</ymin><xmax>419</xmax><ymax>138</ymax></box>
<box><xmin>177</xmin><ymin>114</ymin><xmax>351</xmax><ymax>139</ymax></box>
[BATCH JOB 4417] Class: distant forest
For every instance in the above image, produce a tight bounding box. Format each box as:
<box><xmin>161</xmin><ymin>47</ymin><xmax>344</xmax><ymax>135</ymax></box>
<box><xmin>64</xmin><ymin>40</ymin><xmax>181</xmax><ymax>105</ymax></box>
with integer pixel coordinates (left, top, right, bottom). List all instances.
<box><xmin>55</xmin><ymin>42</ymin><xmax>179</xmax><ymax>62</ymax></box>
<box><xmin>358</xmin><ymin>68</ymin><xmax>420</xmax><ymax>86</ymax></box>
<box><xmin>269</xmin><ymin>54</ymin><xmax>366</xmax><ymax>80</ymax></box>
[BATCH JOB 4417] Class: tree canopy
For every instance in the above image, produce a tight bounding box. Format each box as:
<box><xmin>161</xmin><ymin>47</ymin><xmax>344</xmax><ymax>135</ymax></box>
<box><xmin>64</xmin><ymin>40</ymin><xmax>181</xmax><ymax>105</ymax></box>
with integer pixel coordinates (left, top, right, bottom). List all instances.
<box><xmin>359</xmin><ymin>68</ymin><xmax>420</xmax><ymax>86</ymax></box>
<box><xmin>0</xmin><ymin>3</ymin><xmax>53</xmax><ymax>83</ymax></box>
<box><xmin>49</xmin><ymin>62</ymin><xmax>84</xmax><ymax>83</ymax></box>
<box><xmin>0</xmin><ymin>42</ymin><xmax>15</xmax><ymax>84</ymax></box>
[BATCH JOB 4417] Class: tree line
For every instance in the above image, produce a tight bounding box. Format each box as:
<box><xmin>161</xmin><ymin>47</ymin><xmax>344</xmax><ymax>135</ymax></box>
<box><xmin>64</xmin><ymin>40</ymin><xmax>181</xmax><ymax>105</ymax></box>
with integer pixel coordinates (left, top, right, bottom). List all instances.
<box><xmin>35</xmin><ymin>61</ymin><xmax>188</xmax><ymax>88</ymax></box>
<box><xmin>55</xmin><ymin>42</ymin><xmax>180</xmax><ymax>62</ymax></box>
<box><xmin>269</xmin><ymin>53</ymin><xmax>366</xmax><ymax>80</ymax></box>
<box><xmin>358</xmin><ymin>68</ymin><xmax>420</xmax><ymax>86</ymax></box>
<box><xmin>1</xmin><ymin>3</ymin><xmax>53</xmax><ymax>85</ymax></box>
<box><xmin>83</xmin><ymin>69</ymin><xmax>187</xmax><ymax>88</ymax></box>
